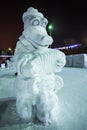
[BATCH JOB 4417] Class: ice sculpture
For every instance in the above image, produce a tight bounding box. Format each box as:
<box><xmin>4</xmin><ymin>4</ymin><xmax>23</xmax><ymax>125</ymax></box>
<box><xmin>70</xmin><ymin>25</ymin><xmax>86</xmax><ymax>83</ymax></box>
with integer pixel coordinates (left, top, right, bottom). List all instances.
<box><xmin>14</xmin><ymin>7</ymin><xmax>66</xmax><ymax>125</ymax></box>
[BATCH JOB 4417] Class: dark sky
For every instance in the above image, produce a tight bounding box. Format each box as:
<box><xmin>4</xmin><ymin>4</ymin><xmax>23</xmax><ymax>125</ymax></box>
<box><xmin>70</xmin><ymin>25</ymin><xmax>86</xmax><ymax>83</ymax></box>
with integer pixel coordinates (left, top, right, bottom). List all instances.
<box><xmin>0</xmin><ymin>0</ymin><xmax>87</xmax><ymax>50</ymax></box>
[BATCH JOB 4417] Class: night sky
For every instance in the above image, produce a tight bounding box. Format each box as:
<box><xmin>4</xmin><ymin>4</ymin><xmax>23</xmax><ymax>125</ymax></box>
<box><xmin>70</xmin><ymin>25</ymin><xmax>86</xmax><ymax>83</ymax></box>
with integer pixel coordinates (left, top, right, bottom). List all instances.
<box><xmin>0</xmin><ymin>0</ymin><xmax>87</xmax><ymax>50</ymax></box>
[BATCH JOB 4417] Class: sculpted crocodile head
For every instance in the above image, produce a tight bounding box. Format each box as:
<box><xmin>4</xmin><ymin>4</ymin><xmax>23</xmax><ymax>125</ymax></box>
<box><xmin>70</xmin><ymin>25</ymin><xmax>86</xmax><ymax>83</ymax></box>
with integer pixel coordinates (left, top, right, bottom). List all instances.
<box><xmin>22</xmin><ymin>7</ymin><xmax>53</xmax><ymax>49</ymax></box>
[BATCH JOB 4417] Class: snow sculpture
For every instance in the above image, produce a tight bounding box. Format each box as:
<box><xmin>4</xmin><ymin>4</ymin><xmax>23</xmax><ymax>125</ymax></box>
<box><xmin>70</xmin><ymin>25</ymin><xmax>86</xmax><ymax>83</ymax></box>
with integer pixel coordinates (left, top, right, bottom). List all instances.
<box><xmin>14</xmin><ymin>7</ymin><xmax>66</xmax><ymax>125</ymax></box>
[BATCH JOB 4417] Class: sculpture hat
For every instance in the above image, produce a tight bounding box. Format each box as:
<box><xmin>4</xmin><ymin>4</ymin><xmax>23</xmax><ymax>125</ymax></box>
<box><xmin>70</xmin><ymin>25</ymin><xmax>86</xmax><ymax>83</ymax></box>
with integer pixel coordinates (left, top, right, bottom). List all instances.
<box><xmin>22</xmin><ymin>7</ymin><xmax>44</xmax><ymax>22</ymax></box>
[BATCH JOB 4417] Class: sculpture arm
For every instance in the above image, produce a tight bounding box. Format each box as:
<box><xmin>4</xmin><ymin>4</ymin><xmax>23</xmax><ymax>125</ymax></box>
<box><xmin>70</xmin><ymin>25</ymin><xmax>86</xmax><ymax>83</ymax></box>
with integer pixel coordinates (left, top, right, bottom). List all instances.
<box><xmin>17</xmin><ymin>49</ymin><xmax>66</xmax><ymax>79</ymax></box>
<box><xmin>17</xmin><ymin>53</ymin><xmax>41</xmax><ymax>79</ymax></box>
<box><xmin>54</xmin><ymin>49</ymin><xmax>66</xmax><ymax>72</ymax></box>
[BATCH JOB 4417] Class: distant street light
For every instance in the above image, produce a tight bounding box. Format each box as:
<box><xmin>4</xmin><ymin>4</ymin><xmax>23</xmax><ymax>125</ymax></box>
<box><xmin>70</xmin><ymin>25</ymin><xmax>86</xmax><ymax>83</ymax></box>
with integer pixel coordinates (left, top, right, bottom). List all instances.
<box><xmin>48</xmin><ymin>24</ymin><xmax>53</xmax><ymax>48</ymax></box>
<box><xmin>48</xmin><ymin>24</ymin><xmax>53</xmax><ymax>36</ymax></box>
<box><xmin>8</xmin><ymin>47</ymin><xmax>12</xmax><ymax>51</ymax></box>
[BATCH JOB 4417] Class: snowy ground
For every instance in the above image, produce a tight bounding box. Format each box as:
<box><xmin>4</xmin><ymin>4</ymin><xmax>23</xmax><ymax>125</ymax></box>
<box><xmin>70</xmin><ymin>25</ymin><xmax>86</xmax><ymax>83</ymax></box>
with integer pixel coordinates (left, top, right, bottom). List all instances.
<box><xmin>0</xmin><ymin>68</ymin><xmax>16</xmax><ymax>98</ymax></box>
<box><xmin>0</xmin><ymin>67</ymin><xmax>87</xmax><ymax>130</ymax></box>
<box><xmin>57</xmin><ymin>67</ymin><xmax>87</xmax><ymax>130</ymax></box>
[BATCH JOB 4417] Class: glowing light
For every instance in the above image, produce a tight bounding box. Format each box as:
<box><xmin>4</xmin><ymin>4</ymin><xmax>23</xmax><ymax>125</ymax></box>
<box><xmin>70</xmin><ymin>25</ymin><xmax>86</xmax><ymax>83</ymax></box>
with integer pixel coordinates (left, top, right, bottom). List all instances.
<box><xmin>8</xmin><ymin>47</ymin><xmax>12</xmax><ymax>51</ymax></box>
<box><xmin>0</xmin><ymin>55</ymin><xmax>13</xmax><ymax>57</ymax></box>
<box><xmin>58</xmin><ymin>44</ymin><xmax>81</xmax><ymax>50</ymax></box>
<box><xmin>48</xmin><ymin>24</ymin><xmax>53</xmax><ymax>30</ymax></box>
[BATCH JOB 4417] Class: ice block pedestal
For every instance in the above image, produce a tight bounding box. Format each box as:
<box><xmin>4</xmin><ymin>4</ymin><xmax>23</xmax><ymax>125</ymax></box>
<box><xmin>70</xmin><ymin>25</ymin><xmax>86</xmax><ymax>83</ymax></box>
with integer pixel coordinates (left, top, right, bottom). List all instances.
<box><xmin>65</xmin><ymin>53</ymin><xmax>87</xmax><ymax>68</ymax></box>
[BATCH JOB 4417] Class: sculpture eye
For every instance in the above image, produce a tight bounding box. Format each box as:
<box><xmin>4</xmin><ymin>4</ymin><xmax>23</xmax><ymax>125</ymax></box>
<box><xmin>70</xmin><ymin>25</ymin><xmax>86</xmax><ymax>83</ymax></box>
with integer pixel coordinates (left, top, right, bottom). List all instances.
<box><xmin>32</xmin><ymin>19</ymin><xmax>40</xmax><ymax>26</ymax></box>
<box><xmin>41</xmin><ymin>18</ymin><xmax>48</xmax><ymax>28</ymax></box>
<box><xmin>41</xmin><ymin>21</ymin><xmax>47</xmax><ymax>28</ymax></box>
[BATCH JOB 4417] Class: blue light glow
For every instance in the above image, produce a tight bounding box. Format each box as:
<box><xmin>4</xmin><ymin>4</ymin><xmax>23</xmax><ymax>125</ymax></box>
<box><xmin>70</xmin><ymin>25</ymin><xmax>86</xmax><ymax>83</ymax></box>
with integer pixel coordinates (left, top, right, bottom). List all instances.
<box><xmin>58</xmin><ymin>44</ymin><xmax>81</xmax><ymax>50</ymax></box>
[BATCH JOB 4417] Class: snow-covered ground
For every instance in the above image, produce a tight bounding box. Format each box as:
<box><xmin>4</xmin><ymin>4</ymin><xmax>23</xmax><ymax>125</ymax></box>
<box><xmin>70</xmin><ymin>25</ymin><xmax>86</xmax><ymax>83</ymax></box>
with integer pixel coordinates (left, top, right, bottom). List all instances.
<box><xmin>0</xmin><ymin>67</ymin><xmax>16</xmax><ymax>98</ymax></box>
<box><xmin>58</xmin><ymin>67</ymin><xmax>87</xmax><ymax>130</ymax></box>
<box><xmin>0</xmin><ymin>67</ymin><xmax>87</xmax><ymax>130</ymax></box>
